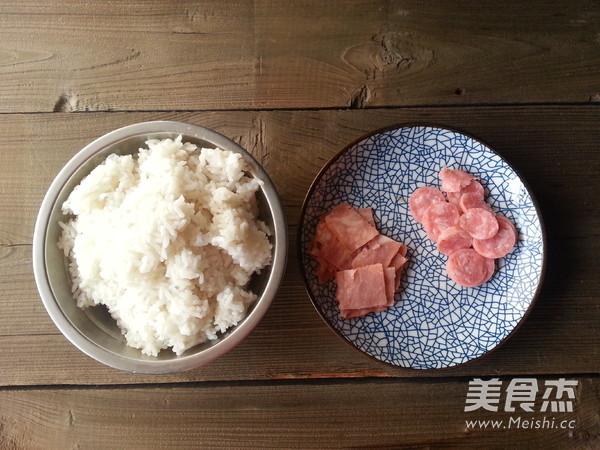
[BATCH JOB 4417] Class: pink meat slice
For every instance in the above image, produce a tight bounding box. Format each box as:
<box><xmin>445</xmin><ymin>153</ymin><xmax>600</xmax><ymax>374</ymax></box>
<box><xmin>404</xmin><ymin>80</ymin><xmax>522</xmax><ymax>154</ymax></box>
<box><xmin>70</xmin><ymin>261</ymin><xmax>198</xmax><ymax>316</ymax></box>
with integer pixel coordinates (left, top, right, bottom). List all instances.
<box><xmin>482</xmin><ymin>257</ymin><xmax>496</xmax><ymax>284</ymax></box>
<box><xmin>496</xmin><ymin>215</ymin><xmax>518</xmax><ymax>239</ymax></box>
<box><xmin>439</xmin><ymin>168</ymin><xmax>475</xmax><ymax>193</ymax></box>
<box><xmin>389</xmin><ymin>251</ymin><xmax>408</xmax><ymax>289</ymax></box>
<box><xmin>461</xmin><ymin>179</ymin><xmax>485</xmax><ymax>197</ymax></box>
<box><xmin>351</xmin><ymin>234</ymin><xmax>403</xmax><ymax>269</ymax></box>
<box><xmin>309</xmin><ymin>221</ymin><xmax>336</xmax><ymax>283</ymax></box>
<box><xmin>409</xmin><ymin>186</ymin><xmax>446</xmax><ymax>223</ymax></box>
<box><xmin>311</xmin><ymin>220</ymin><xmax>354</xmax><ymax>276</ymax></box>
<box><xmin>421</xmin><ymin>201</ymin><xmax>461</xmax><ymax>242</ymax></box>
<box><xmin>437</xmin><ymin>226</ymin><xmax>473</xmax><ymax>256</ymax></box>
<box><xmin>446</xmin><ymin>191</ymin><xmax>461</xmax><ymax>206</ymax></box>
<box><xmin>335</xmin><ymin>263</ymin><xmax>388</xmax><ymax>311</ymax></box>
<box><xmin>472</xmin><ymin>215</ymin><xmax>517</xmax><ymax>259</ymax></box>
<box><xmin>446</xmin><ymin>248</ymin><xmax>490</xmax><ymax>287</ymax></box>
<box><xmin>357</xmin><ymin>207</ymin><xmax>376</xmax><ymax>226</ymax></box>
<box><xmin>384</xmin><ymin>266</ymin><xmax>397</xmax><ymax>306</ymax></box>
<box><xmin>324</xmin><ymin>203</ymin><xmax>379</xmax><ymax>252</ymax></box>
<box><xmin>339</xmin><ymin>267</ymin><xmax>397</xmax><ymax>318</ymax></box>
<box><xmin>341</xmin><ymin>305</ymin><xmax>388</xmax><ymax>319</ymax></box>
<box><xmin>459</xmin><ymin>207</ymin><xmax>500</xmax><ymax>240</ymax></box>
<box><xmin>459</xmin><ymin>192</ymin><xmax>490</xmax><ymax>213</ymax></box>
<box><xmin>446</xmin><ymin>179</ymin><xmax>485</xmax><ymax>212</ymax></box>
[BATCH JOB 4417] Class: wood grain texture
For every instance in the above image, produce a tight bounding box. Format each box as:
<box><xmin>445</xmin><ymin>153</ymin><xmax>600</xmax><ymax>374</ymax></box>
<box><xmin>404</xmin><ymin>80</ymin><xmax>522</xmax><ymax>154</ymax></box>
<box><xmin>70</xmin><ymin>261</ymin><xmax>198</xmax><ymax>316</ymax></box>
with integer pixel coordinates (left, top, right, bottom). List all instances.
<box><xmin>0</xmin><ymin>107</ymin><xmax>598</xmax><ymax>386</ymax></box>
<box><xmin>1</xmin><ymin>1</ymin><xmax>599</xmax><ymax>447</ymax></box>
<box><xmin>0</xmin><ymin>377</ymin><xmax>598</xmax><ymax>449</ymax></box>
<box><xmin>0</xmin><ymin>1</ymin><xmax>599</xmax><ymax>112</ymax></box>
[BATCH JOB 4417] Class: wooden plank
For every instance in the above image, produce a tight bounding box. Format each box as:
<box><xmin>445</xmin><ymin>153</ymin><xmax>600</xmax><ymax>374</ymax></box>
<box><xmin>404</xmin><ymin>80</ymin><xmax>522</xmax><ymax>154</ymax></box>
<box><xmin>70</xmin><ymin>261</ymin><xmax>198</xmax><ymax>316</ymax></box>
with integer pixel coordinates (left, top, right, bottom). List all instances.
<box><xmin>0</xmin><ymin>376</ymin><xmax>598</xmax><ymax>448</ymax></box>
<box><xmin>2</xmin><ymin>108</ymin><xmax>600</xmax><ymax>240</ymax></box>
<box><xmin>0</xmin><ymin>108</ymin><xmax>598</xmax><ymax>386</ymax></box>
<box><xmin>0</xmin><ymin>1</ymin><xmax>599</xmax><ymax>112</ymax></box>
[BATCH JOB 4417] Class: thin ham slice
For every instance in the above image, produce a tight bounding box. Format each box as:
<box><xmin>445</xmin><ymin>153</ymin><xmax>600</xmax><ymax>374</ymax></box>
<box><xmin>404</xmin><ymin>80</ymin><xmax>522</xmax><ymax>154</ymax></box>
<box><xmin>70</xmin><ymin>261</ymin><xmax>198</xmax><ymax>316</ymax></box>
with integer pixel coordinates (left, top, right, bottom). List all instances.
<box><xmin>384</xmin><ymin>266</ymin><xmax>397</xmax><ymax>306</ymax></box>
<box><xmin>337</xmin><ymin>265</ymin><xmax>398</xmax><ymax>319</ymax></box>
<box><xmin>324</xmin><ymin>203</ymin><xmax>379</xmax><ymax>252</ymax></box>
<box><xmin>390</xmin><ymin>251</ymin><xmax>409</xmax><ymax>290</ymax></box>
<box><xmin>335</xmin><ymin>263</ymin><xmax>388</xmax><ymax>311</ymax></box>
<box><xmin>351</xmin><ymin>234</ymin><xmax>403</xmax><ymax>269</ymax></box>
<box><xmin>311</xmin><ymin>203</ymin><xmax>410</xmax><ymax>318</ymax></box>
<box><xmin>341</xmin><ymin>306</ymin><xmax>388</xmax><ymax>319</ymax></box>
<box><xmin>357</xmin><ymin>207</ymin><xmax>376</xmax><ymax>226</ymax></box>
<box><xmin>310</xmin><ymin>220</ymin><xmax>354</xmax><ymax>282</ymax></box>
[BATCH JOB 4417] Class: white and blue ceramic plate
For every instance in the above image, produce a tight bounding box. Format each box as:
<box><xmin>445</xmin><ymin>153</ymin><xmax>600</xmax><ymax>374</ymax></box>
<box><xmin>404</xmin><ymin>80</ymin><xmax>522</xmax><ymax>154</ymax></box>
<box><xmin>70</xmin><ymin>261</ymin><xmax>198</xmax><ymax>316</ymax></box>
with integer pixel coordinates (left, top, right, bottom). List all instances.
<box><xmin>299</xmin><ymin>125</ymin><xmax>545</xmax><ymax>369</ymax></box>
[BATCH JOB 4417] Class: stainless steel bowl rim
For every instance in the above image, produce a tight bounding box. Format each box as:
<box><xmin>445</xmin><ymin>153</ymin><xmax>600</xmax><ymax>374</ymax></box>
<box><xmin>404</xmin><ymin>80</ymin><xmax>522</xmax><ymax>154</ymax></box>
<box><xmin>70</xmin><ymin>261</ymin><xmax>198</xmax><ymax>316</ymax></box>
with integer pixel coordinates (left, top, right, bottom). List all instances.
<box><xmin>32</xmin><ymin>120</ymin><xmax>287</xmax><ymax>374</ymax></box>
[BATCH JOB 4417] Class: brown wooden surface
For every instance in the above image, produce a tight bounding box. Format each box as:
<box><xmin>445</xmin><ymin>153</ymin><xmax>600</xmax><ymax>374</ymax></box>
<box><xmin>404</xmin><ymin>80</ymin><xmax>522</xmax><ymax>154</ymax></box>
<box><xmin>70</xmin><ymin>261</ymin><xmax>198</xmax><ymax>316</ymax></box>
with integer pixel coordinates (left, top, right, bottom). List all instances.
<box><xmin>1</xmin><ymin>377</ymin><xmax>598</xmax><ymax>449</ymax></box>
<box><xmin>1</xmin><ymin>1</ymin><xmax>600</xmax><ymax>112</ymax></box>
<box><xmin>1</xmin><ymin>1</ymin><xmax>599</xmax><ymax>448</ymax></box>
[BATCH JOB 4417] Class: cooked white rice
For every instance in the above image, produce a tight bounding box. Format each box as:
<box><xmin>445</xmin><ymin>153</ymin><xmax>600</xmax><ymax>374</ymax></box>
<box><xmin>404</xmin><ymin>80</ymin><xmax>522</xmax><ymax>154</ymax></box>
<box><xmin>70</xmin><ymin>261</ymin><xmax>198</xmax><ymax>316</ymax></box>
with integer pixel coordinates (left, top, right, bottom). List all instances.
<box><xmin>58</xmin><ymin>136</ymin><xmax>272</xmax><ymax>356</ymax></box>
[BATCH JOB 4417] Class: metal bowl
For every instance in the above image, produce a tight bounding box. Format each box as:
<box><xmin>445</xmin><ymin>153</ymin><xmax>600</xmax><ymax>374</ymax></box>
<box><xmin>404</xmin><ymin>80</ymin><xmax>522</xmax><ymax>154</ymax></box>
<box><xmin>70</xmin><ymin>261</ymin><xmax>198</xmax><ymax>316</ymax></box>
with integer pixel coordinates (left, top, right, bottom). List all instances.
<box><xmin>33</xmin><ymin>121</ymin><xmax>287</xmax><ymax>374</ymax></box>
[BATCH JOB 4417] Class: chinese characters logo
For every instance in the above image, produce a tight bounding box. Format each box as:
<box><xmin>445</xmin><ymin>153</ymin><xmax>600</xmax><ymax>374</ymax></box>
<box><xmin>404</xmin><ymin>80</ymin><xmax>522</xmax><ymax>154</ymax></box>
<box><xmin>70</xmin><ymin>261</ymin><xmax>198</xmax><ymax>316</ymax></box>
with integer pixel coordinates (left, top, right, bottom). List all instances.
<box><xmin>465</xmin><ymin>378</ymin><xmax>577</xmax><ymax>413</ymax></box>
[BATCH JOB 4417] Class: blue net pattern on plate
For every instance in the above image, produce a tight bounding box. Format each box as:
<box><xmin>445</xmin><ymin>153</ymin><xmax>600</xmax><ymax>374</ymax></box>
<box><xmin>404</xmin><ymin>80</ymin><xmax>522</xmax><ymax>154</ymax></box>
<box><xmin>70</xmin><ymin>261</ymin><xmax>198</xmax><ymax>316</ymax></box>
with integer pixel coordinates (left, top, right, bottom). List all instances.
<box><xmin>301</xmin><ymin>126</ymin><xmax>544</xmax><ymax>369</ymax></box>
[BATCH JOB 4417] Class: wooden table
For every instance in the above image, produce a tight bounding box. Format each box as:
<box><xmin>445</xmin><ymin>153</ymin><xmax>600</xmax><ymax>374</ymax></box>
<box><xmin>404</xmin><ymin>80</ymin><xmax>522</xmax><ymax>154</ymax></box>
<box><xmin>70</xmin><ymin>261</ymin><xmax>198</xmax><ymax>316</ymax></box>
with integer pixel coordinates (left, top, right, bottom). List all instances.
<box><xmin>1</xmin><ymin>1</ymin><xmax>599</xmax><ymax>448</ymax></box>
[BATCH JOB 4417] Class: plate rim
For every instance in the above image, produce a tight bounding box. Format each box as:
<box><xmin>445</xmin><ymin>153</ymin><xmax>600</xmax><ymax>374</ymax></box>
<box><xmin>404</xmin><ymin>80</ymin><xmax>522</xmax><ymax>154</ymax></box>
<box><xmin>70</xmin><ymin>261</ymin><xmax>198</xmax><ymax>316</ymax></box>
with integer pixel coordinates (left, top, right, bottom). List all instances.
<box><xmin>298</xmin><ymin>122</ymin><xmax>547</xmax><ymax>371</ymax></box>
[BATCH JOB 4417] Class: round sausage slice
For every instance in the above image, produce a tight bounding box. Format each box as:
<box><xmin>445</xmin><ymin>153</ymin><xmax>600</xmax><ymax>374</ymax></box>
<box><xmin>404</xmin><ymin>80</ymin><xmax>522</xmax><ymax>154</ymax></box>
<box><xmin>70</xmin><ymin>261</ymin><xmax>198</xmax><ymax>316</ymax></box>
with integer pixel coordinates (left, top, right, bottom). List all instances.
<box><xmin>437</xmin><ymin>226</ymin><xmax>473</xmax><ymax>256</ymax></box>
<box><xmin>409</xmin><ymin>186</ymin><xmax>446</xmax><ymax>223</ymax></box>
<box><xmin>482</xmin><ymin>257</ymin><xmax>496</xmax><ymax>284</ymax></box>
<box><xmin>459</xmin><ymin>192</ymin><xmax>490</xmax><ymax>213</ymax></box>
<box><xmin>459</xmin><ymin>207</ymin><xmax>499</xmax><ymax>240</ymax></box>
<box><xmin>421</xmin><ymin>201</ymin><xmax>460</xmax><ymax>242</ymax></box>
<box><xmin>446</xmin><ymin>248</ymin><xmax>490</xmax><ymax>287</ymax></box>
<box><xmin>472</xmin><ymin>215</ymin><xmax>517</xmax><ymax>259</ymax></box>
<box><xmin>496</xmin><ymin>215</ymin><xmax>518</xmax><ymax>239</ymax></box>
<box><xmin>439</xmin><ymin>168</ymin><xmax>474</xmax><ymax>193</ymax></box>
